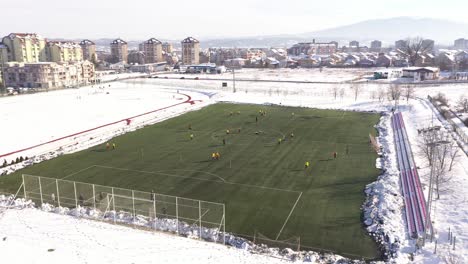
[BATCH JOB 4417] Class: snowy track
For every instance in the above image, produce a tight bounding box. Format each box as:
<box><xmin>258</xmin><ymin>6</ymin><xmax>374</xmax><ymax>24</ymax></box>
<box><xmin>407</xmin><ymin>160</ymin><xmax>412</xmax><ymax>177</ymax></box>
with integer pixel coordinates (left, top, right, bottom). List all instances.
<box><xmin>392</xmin><ymin>112</ymin><xmax>428</xmax><ymax>238</ymax></box>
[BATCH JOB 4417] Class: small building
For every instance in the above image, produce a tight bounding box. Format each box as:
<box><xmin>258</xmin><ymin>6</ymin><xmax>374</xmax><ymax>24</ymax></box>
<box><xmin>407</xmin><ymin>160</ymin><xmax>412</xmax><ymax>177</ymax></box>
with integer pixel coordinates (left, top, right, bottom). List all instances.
<box><xmin>376</xmin><ymin>53</ymin><xmax>392</xmax><ymax>67</ymax></box>
<box><xmin>402</xmin><ymin>67</ymin><xmax>439</xmax><ymax>81</ymax></box>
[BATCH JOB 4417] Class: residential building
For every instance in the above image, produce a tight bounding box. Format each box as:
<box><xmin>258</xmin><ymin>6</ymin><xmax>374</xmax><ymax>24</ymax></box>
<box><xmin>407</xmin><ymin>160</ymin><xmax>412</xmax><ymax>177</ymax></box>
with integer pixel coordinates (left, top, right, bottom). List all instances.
<box><xmin>79</xmin><ymin>39</ymin><xmax>97</xmax><ymax>61</ymax></box>
<box><xmin>376</xmin><ymin>53</ymin><xmax>392</xmax><ymax>67</ymax></box>
<box><xmin>4</xmin><ymin>61</ymin><xmax>95</xmax><ymax>89</ymax></box>
<box><xmin>143</xmin><ymin>38</ymin><xmax>163</xmax><ymax>63</ymax></box>
<box><xmin>370</xmin><ymin>40</ymin><xmax>382</xmax><ymax>52</ymax></box>
<box><xmin>349</xmin><ymin>41</ymin><xmax>359</xmax><ymax>47</ymax></box>
<box><xmin>0</xmin><ymin>44</ymin><xmax>7</xmax><ymax>64</ymax></box>
<box><xmin>395</xmin><ymin>40</ymin><xmax>408</xmax><ymax>50</ymax></box>
<box><xmin>422</xmin><ymin>39</ymin><xmax>435</xmax><ymax>51</ymax></box>
<box><xmin>162</xmin><ymin>42</ymin><xmax>173</xmax><ymax>53</ymax></box>
<box><xmin>47</xmin><ymin>41</ymin><xmax>83</xmax><ymax>62</ymax></box>
<box><xmin>181</xmin><ymin>37</ymin><xmax>200</xmax><ymax>65</ymax></box>
<box><xmin>110</xmin><ymin>38</ymin><xmax>128</xmax><ymax>63</ymax></box>
<box><xmin>1</xmin><ymin>33</ymin><xmax>47</xmax><ymax>62</ymax></box>
<box><xmin>401</xmin><ymin>67</ymin><xmax>439</xmax><ymax>81</ymax></box>
<box><xmin>454</xmin><ymin>38</ymin><xmax>468</xmax><ymax>50</ymax></box>
<box><xmin>288</xmin><ymin>40</ymin><xmax>337</xmax><ymax>56</ymax></box>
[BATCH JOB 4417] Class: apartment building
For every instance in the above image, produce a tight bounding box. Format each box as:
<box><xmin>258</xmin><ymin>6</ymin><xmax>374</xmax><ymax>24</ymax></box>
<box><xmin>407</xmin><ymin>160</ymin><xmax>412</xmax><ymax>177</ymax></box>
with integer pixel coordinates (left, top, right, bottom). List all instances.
<box><xmin>288</xmin><ymin>40</ymin><xmax>337</xmax><ymax>56</ymax></box>
<box><xmin>47</xmin><ymin>41</ymin><xmax>83</xmax><ymax>62</ymax></box>
<box><xmin>181</xmin><ymin>37</ymin><xmax>200</xmax><ymax>65</ymax></box>
<box><xmin>4</xmin><ymin>61</ymin><xmax>95</xmax><ymax>89</ymax></box>
<box><xmin>79</xmin><ymin>39</ymin><xmax>97</xmax><ymax>61</ymax></box>
<box><xmin>1</xmin><ymin>33</ymin><xmax>47</xmax><ymax>62</ymax></box>
<box><xmin>162</xmin><ymin>42</ymin><xmax>173</xmax><ymax>53</ymax></box>
<box><xmin>143</xmin><ymin>38</ymin><xmax>163</xmax><ymax>63</ymax></box>
<box><xmin>110</xmin><ymin>38</ymin><xmax>128</xmax><ymax>63</ymax></box>
<box><xmin>370</xmin><ymin>40</ymin><xmax>382</xmax><ymax>51</ymax></box>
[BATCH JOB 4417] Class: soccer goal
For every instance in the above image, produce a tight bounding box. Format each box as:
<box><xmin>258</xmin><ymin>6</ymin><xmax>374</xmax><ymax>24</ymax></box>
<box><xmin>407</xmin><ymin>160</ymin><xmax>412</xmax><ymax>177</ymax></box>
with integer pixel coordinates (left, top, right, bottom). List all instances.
<box><xmin>21</xmin><ymin>174</ymin><xmax>226</xmax><ymax>243</ymax></box>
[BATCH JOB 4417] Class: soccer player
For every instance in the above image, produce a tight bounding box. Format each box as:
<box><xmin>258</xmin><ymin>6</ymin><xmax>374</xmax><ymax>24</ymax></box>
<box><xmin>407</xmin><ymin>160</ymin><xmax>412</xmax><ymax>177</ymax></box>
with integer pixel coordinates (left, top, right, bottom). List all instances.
<box><xmin>290</xmin><ymin>132</ymin><xmax>294</xmax><ymax>139</ymax></box>
<box><xmin>305</xmin><ymin>161</ymin><xmax>310</xmax><ymax>169</ymax></box>
<box><xmin>278</xmin><ymin>138</ymin><xmax>282</xmax><ymax>145</ymax></box>
<box><xmin>112</xmin><ymin>143</ymin><xmax>116</xmax><ymax>150</ymax></box>
<box><xmin>190</xmin><ymin>134</ymin><xmax>194</xmax><ymax>140</ymax></box>
<box><xmin>255</xmin><ymin>116</ymin><xmax>258</xmax><ymax>123</ymax></box>
<box><xmin>333</xmin><ymin>152</ymin><xmax>337</xmax><ymax>159</ymax></box>
<box><xmin>215</xmin><ymin>152</ymin><xmax>220</xmax><ymax>160</ymax></box>
<box><xmin>211</xmin><ymin>153</ymin><xmax>216</xmax><ymax>160</ymax></box>
<box><xmin>226</xmin><ymin>129</ymin><xmax>230</xmax><ymax>134</ymax></box>
<box><xmin>223</xmin><ymin>138</ymin><xmax>226</xmax><ymax>145</ymax></box>
<box><xmin>106</xmin><ymin>142</ymin><xmax>110</xmax><ymax>150</ymax></box>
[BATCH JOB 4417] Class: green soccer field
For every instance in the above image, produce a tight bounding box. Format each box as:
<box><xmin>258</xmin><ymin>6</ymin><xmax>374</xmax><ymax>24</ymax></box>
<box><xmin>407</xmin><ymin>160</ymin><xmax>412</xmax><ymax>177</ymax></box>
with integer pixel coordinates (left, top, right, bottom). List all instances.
<box><xmin>0</xmin><ymin>103</ymin><xmax>382</xmax><ymax>259</ymax></box>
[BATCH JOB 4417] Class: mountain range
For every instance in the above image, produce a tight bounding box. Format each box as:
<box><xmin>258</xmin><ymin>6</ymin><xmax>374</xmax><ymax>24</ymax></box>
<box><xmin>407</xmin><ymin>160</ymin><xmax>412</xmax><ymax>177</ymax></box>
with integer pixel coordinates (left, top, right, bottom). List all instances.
<box><xmin>55</xmin><ymin>17</ymin><xmax>468</xmax><ymax>49</ymax></box>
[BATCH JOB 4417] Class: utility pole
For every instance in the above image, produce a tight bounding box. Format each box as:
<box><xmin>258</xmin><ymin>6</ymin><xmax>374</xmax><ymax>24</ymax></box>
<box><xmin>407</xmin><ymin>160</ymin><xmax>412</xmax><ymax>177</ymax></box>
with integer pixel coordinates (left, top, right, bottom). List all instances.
<box><xmin>0</xmin><ymin>50</ymin><xmax>6</xmax><ymax>94</ymax></box>
<box><xmin>232</xmin><ymin>67</ymin><xmax>236</xmax><ymax>93</ymax></box>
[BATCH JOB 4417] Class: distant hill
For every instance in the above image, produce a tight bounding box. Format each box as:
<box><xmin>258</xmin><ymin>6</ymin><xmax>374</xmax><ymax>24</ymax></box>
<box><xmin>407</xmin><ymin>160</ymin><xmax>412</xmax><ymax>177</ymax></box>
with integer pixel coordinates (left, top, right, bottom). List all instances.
<box><xmin>201</xmin><ymin>17</ymin><xmax>468</xmax><ymax>48</ymax></box>
<box><xmin>301</xmin><ymin>17</ymin><xmax>468</xmax><ymax>45</ymax></box>
<box><xmin>47</xmin><ymin>17</ymin><xmax>468</xmax><ymax>49</ymax></box>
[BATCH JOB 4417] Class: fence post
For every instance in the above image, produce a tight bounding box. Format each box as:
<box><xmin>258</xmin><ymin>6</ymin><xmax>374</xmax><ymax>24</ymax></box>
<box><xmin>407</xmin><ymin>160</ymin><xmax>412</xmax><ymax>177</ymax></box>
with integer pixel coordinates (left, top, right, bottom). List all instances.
<box><xmin>223</xmin><ymin>204</ymin><xmax>226</xmax><ymax>245</ymax></box>
<box><xmin>22</xmin><ymin>174</ymin><xmax>27</xmax><ymax>200</ymax></box>
<box><xmin>434</xmin><ymin>239</ymin><xmax>437</xmax><ymax>254</ymax></box>
<box><xmin>132</xmin><ymin>190</ymin><xmax>136</xmax><ymax>225</ymax></box>
<box><xmin>199</xmin><ymin>200</ymin><xmax>202</xmax><ymax>240</ymax></box>
<box><xmin>111</xmin><ymin>187</ymin><xmax>116</xmax><ymax>224</ymax></box>
<box><xmin>176</xmin><ymin>197</ymin><xmax>179</xmax><ymax>234</ymax></box>
<box><xmin>153</xmin><ymin>197</ymin><xmax>157</xmax><ymax>221</ymax></box>
<box><xmin>92</xmin><ymin>184</ymin><xmax>96</xmax><ymax>211</ymax></box>
<box><xmin>74</xmin><ymin>182</ymin><xmax>77</xmax><ymax>208</ymax></box>
<box><xmin>453</xmin><ymin>236</ymin><xmax>456</xmax><ymax>250</ymax></box>
<box><xmin>55</xmin><ymin>179</ymin><xmax>61</xmax><ymax>207</ymax></box>
<box><xmin>38</xmin><ymin>176</ymin><xmax>43</xmax><ymax>205</ymax></box>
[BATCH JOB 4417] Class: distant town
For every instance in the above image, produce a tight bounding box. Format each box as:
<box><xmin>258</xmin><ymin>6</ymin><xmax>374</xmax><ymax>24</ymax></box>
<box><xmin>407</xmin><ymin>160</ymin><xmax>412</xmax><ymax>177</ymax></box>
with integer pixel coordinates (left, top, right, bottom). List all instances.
<box><xmin>1</xmin><ymin>32</ymin><xmax>468</xmax><ymax>91</ymax></box>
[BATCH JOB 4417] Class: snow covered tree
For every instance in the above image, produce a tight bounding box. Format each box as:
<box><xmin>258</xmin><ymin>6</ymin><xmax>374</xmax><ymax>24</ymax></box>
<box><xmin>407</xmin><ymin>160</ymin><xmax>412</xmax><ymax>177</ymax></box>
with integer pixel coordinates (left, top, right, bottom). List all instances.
<box><xmin>403</xmin><ymin>85</ymin><xmax>415</xmax><ymax>103</ymax></box>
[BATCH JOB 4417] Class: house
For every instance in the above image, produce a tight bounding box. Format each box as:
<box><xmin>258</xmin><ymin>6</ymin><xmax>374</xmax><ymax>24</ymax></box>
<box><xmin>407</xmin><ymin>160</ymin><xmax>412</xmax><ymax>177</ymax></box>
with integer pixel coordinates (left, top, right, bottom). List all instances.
<box><xmin>296</xmin><ymin>56</ymin><xmax>321</xmax><ymax>68</ymax></box>
<box><xmin>402</xmin><ymin>67</ymin><xmax>439</xmax><ymax>81</ymax></box>
<box><xmin>358</xmin><ymin>57</ymin><xmax>375</xmax><ymax>67</ymax></box>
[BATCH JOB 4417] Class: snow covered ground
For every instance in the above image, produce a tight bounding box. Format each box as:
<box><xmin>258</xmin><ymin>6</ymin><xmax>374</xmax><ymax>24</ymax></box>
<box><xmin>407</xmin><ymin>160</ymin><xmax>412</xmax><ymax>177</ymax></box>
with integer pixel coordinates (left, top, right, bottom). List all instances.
<box><xmin>0</xmin><ymin>206</ymin><xmax>292</xmax><ymax>264</ymax></box>
<box><xmin>1</xmin><ymin>70</ymin><xmax>467</xmax><ymax>263</ymax></box>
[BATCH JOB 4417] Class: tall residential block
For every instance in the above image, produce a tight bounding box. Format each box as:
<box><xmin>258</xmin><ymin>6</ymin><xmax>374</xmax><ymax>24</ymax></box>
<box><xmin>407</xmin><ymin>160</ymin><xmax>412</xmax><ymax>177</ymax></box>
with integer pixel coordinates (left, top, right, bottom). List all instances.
<box><xmin>47</xmin><ymin>41</ymin><xmax>83</xmax><ymax>62</ymax></box>
<box><xmin>1</xmin><ymin>33</ymin><xmax>47</xmax><ymax>62</ymax></box>
<box><xmin>162</xmin><ymin>42</ymin><xmax>173</xmax><ymax>53</ymax></box>
<box><xmin>181</xmin><ymin>37</ymin><xmax>200</xmax><ymax>65</ymax></box>
<box><xmin>79</xmin><ymin>39</ymin><xmax>97</xmax><ymax>61</ymax></box>
<box><xmin>143</xmin><ymin>38</ymin><xmax>163</xmax><ymax>63</ymax></box>
<box><xmin>110</xmin><ymin>38</ymin><xmax>128</xmax><ymax>63</ymax></box>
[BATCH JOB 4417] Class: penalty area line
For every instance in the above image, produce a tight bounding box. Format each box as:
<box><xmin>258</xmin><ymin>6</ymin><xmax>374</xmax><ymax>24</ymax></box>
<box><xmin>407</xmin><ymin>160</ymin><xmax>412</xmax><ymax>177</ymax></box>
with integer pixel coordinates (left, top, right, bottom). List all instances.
<box><xmin>275</xmin><ymin>191</ymin><xmax>303</xmax><ymax>240</ymax></box>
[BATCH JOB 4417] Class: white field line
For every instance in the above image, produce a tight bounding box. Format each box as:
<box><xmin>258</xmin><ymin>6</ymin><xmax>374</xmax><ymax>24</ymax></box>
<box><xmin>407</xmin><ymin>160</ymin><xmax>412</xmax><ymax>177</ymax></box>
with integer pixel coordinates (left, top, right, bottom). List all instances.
<box><xmin>62</xmin><ymin>165</ymin><xmax>96</xmax><ymax>180</ymax></box>
<box><xmin>275</xmin><ymin>191</ymin><xmax>303</xmax><ymax>240</ymax></box>
<box><xmin>93</xmin><ymin>164</ymin><xmax>299</xmax><ymax>194</ymax></box>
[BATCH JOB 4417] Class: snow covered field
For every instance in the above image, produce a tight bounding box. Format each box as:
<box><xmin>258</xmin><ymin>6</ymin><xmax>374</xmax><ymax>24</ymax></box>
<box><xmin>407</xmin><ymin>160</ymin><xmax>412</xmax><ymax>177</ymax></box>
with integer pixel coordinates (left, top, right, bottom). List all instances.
<box><xmin>1</xmin><ymin>71</ymin><xmax>467</xmax><ymax>263</ymax></box>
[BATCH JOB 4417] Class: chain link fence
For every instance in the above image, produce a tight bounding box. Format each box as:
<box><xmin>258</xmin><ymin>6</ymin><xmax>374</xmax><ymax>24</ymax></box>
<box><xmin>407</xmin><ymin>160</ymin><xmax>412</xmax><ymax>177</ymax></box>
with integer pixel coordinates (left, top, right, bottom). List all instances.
<box><xmin>22</xmin><ymin>174</ymin><xmax>225</xmax><ymax>243</ymax></box>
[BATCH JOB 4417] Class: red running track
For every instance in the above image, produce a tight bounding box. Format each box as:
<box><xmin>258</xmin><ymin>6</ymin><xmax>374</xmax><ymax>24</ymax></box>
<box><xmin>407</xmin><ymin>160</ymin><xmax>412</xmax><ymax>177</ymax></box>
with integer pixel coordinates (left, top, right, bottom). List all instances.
<box><xmin>0</xmin><ymin>93</ymin><xmax>194</xmax><ymax>159</ymax></box>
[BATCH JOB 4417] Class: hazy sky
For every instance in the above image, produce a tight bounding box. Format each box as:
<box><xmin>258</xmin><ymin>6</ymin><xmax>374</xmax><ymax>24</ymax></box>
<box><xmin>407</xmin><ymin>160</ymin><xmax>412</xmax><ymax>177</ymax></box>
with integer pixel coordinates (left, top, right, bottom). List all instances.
<box><xmin>1</xmin><ymin>0</ymin><xmax>467</xmax><ymax>40</ymax></box>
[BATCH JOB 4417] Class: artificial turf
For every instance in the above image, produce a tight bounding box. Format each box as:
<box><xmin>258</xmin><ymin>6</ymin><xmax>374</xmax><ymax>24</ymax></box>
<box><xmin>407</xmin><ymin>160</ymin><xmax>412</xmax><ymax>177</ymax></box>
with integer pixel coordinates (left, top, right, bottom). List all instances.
<box><xmin>0</xmin><ymin>103</ymin><xmax>381</xmax><ymax>259</ymax></box>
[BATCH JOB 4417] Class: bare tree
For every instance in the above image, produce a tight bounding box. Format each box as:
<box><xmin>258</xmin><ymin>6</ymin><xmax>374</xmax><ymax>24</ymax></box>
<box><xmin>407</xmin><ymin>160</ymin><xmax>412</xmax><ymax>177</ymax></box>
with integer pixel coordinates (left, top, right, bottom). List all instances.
<box><xmin>387</xmin><ymin>83</ymin><xmax>401</xmax><ymax>108</ymax></box>
<box><xmin>339</xmin><ymin>87</ymin><xmax>345</xmax><ymax>99</ymax></box>
<box><xmin>456</xmin><ymin>95</ymin><xmax>468</xmax><ymax>113</ymax></box>
<box><xmin>350</xmin><ymin>83</ymin><xmax>362</xmax><ymax>101</ymax></box>
<box><xmin>403</xmin><ymin>85</ymin><xmax>415</xmax><ymax>103</ymax></box>
<box><xmin>377</xmin><ymin>85</ymin><xmax>386</xmax><ymax>103</ymax></box>
<box><xmin>448</xmin><ymin>142</ymin><xmax>460</xmax><ymax>171</ymax></box>
<box><xmin>403</xmin><ymin>37</ymin><xmax>434</xmax><ymax>66</ymax></box>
